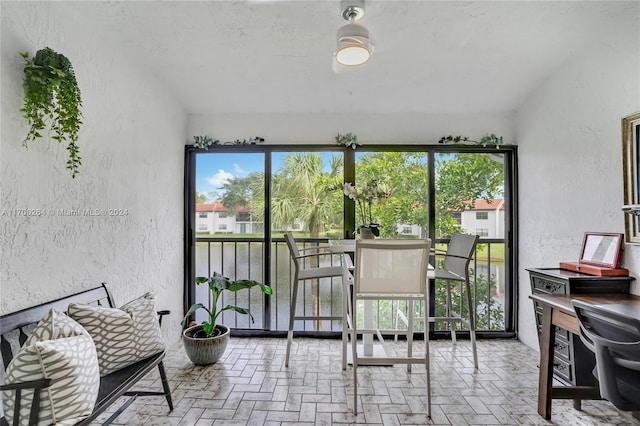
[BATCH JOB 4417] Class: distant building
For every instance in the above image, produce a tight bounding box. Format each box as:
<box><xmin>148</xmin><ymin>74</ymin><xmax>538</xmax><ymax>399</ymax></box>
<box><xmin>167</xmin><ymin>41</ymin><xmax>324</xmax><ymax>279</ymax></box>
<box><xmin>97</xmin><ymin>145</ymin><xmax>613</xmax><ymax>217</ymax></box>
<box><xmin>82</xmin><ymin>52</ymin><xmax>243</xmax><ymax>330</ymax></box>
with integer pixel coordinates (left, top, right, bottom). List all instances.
<box><xmin>459</xmin><ymin>199</ymin><xmax>504</xmax><ymax>238</ymax></box>
<box><xmin>197</xmin><ymin>199</ymin><xmax>505</xmax><ymax>238</ymax></box>
<box><xmin>195</xmin><ymin>203</ymin><xmax>262</xmax><ymax>234</ymax></box>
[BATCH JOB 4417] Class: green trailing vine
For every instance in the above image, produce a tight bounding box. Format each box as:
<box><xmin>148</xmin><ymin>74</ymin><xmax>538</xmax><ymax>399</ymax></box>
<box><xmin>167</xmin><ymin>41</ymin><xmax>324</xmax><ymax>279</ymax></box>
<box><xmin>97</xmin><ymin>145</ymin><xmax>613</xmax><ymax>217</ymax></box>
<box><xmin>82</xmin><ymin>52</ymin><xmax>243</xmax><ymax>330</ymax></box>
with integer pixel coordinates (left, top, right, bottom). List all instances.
<box><xmin>438</xmin><ymin>133</ymin><xmax>504</xmax><ymax>147</ymax></box>
<box><xmin>193</xmin><ymin>135</ymin><xmax>265</xmax><ymax>149</ymax></box>
<box><xmin>21</xmin><ymin>48</ymin><xmax>83</xmax><ymax>178</ymax></box>
<box><xmin>335</xmin><ymin>132</ymin><xmax>361</xmax><ymax>149</ymax></box>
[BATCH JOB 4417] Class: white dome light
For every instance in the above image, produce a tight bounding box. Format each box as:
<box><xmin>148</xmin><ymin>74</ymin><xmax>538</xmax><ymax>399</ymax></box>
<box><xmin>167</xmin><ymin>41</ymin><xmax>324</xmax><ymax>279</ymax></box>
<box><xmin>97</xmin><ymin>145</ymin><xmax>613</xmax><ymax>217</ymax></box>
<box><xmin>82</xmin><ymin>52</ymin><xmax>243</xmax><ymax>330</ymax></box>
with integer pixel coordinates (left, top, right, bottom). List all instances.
<box><xmin>336</xmin><ymin>0</ymin><xmax>372</xmax><ymax>67</ymax></box>
<box><xmin>336</xmin><ymin>24</ymin><xmax>371</xmax><ymax>66</ymax></box>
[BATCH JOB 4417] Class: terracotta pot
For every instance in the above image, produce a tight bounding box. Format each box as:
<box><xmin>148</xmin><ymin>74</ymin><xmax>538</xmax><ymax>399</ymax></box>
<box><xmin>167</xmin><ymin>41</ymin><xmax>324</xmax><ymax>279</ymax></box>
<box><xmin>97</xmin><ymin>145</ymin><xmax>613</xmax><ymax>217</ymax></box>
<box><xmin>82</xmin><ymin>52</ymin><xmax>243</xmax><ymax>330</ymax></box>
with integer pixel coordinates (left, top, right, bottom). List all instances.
<box><xmin>182</xmin><ymin>324</ymin><xmax>230</xmax><ymax>365</ymax></box>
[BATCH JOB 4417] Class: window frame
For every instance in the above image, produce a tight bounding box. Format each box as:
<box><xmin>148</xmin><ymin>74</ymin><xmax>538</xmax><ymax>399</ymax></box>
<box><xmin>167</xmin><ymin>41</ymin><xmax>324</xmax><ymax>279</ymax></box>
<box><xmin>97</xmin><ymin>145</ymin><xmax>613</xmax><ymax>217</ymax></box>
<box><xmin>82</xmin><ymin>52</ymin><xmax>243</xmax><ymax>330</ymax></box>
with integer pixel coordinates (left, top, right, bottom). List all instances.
<box><xmin>184</xmin><ymin>143</ymin><xmax>519</xmax><ymax>336</ymax></box>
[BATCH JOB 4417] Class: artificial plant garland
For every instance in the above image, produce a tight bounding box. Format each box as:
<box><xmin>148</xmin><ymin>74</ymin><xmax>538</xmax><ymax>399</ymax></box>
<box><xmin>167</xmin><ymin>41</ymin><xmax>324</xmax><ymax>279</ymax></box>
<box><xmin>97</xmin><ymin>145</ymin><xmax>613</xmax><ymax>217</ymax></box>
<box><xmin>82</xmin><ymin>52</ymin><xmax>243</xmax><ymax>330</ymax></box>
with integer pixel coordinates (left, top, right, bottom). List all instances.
<box><xmin>335</xmin><ymin>132</ymin><xmax>361</xmax><ymax>149</ymax></box>
<box><xmin>193</xmin><ymin>135</ymin><xmax>265</xmax><ymax>149</ymax></box>
<box><xmin>21</xmin><ymin>47</ymin><xmax>83</xmax><ymax>178</ymax></box>
<box><xmin>438</xmin><ymin>134</ymin><xmax>504</xmax><ymax>147</ymax></box>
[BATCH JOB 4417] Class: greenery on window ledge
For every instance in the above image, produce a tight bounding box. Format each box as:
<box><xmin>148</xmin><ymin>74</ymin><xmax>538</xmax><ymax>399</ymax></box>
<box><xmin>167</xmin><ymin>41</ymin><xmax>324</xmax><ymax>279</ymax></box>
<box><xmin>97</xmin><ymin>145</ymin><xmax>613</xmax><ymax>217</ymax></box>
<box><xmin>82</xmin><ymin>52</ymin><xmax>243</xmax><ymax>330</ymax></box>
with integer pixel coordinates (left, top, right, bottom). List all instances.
<box><xmin>21</xmin><ymin>48</ymin><xmax>83</xmax><ymax>178</ymax></box>
<box><xmin>335</xmin><ymin>133</ymin><xmax>361</xmax><ymax>149</ymax></box>
<box><xmin>193</xmin><ymin>135</ymin><xmax>265</xmax><ymax>149</ymax></box>
<box><xmin>438</xmin><ymin>134</ymin><xmax>504</xmax><ymax>147</ymax></box>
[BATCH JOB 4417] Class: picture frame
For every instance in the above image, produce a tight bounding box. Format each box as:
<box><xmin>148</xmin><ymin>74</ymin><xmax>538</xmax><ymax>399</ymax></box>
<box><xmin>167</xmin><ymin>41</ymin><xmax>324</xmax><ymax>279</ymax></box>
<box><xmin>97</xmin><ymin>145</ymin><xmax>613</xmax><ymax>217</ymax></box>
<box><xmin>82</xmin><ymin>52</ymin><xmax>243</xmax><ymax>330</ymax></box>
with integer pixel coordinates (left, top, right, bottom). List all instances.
<box><xmin>579</xmin><ymin>232</ymin><xmax>624</xmax><ymax>268</ymax></box>
<box><xmin>622</xmin><ymin>112</ymin><xmax>640</xmax><ymax>244</ymax></box>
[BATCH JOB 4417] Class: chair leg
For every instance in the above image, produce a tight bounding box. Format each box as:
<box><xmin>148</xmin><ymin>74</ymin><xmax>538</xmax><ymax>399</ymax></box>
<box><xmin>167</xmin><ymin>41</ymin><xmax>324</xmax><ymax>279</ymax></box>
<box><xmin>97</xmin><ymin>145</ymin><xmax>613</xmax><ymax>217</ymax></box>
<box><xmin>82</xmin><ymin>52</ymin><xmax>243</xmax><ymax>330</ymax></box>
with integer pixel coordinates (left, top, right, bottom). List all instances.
<box><xmin>352</xmin><ymin>322</ymin><xmax>358</xmax><ymax>414</ymax></box>
<box><xmin>425</xmin><ymin>321</ymin><xmax>431</xmax><ymax>418</ymax></box>
<box><xmin>157</xmin><ymin>361</ymin><xmax>174</xmax><ymax>411</ymax></box>
<box><xmin>394</xmin><ymin>302</ymin><xmax>400</xmax><ymax>343</ymax></box>
<box><xmin>465</xmin><ymin>277</ymin><xmax>478</xmax><ymax>369</ymax></box>
<box><xmin>394</xmin><ymin>302</ymin><xmax>409</xmax><ymax>343</ymax></box>
<box><xmin>342</xmin><ymin>274</ymin><xmax>349</xmax><ymax>370</ymax></box>
<box><xmin>446</xmin><ymin>280</ymin><xmax>456</xmax><ymax>345</ymax></box>
<box><xmin>407</xmin><ymin>300</ymin><xmax>414</xmax><ymax>373</ymax></box>
<box><xmin>285</xmin><ymin>273</ymin><xmax>301</xmax><ymax>368</ymax></box>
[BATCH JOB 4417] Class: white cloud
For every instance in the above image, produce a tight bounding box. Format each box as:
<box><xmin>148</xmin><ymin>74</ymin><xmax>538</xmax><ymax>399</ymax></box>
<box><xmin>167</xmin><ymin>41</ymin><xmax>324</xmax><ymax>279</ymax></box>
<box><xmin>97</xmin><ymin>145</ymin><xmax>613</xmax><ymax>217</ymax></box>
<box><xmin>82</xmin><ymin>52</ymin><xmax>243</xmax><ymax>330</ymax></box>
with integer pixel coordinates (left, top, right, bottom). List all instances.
<box><xmin>233</xmin><ymin>163</ymin><xmax>247</xmax><ymax>175</ymax></box>
<box><xmin>206</xmin><ymin>169</ymin><xmax>234</xmax><ymax>188</ymax></box>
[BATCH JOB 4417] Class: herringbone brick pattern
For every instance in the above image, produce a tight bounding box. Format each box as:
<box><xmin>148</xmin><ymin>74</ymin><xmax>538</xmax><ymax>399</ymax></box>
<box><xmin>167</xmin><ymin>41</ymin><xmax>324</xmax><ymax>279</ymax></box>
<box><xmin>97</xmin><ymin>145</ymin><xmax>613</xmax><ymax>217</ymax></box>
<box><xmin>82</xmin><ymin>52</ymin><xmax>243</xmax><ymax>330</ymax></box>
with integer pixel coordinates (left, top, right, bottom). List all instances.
<box><xmin>92</xmin><ymin>338</ymin><xmax>640</xmax><ymax>425</ymax></box>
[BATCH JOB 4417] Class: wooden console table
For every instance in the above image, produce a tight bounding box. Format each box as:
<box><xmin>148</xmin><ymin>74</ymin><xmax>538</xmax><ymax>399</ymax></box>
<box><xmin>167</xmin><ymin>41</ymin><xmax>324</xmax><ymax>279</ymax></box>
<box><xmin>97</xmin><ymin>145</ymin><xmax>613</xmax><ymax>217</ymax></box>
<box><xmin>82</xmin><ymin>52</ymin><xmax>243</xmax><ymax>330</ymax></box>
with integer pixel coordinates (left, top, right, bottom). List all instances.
<box><xmin>529</xmin><ymin>292</ymin><xmax>640</xmax><ymax>419</ymax></box>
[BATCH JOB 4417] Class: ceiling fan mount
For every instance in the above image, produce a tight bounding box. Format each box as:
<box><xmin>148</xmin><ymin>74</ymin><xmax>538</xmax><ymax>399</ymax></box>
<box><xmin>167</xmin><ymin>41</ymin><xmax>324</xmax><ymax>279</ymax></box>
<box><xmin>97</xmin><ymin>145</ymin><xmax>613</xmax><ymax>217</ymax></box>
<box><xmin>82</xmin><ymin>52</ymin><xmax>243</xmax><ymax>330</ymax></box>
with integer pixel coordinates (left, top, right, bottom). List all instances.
<box><xmin>340</xmin><ymin>0</ymin><xmax>365</xmax><ymax>21</ymax></box>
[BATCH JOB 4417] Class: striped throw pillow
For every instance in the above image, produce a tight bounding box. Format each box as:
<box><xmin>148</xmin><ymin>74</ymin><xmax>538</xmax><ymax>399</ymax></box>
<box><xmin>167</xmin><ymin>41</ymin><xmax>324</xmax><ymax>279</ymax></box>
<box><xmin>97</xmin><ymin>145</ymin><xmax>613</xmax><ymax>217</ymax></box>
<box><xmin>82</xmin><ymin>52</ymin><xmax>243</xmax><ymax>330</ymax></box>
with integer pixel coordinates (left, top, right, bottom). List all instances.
<box><xmin>68</xmin><ymin>292</ymin><xmax>165</xmax><ymax>376</ymax></box>
<box><xmin>2</xmin><ymin>309</ymin><xmax>100</xmax><ymax>426</ymax></box>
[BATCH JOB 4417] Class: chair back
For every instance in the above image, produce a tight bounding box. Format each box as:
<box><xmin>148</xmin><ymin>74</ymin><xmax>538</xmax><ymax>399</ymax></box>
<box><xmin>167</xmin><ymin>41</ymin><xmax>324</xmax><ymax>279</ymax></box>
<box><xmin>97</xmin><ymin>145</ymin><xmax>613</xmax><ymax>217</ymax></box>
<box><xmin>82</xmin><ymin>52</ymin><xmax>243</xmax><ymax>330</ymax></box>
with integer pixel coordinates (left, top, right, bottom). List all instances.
<box><xmin>284</xmin><ymin>231</ymin><xmax>300</xmax><ymax>268</ymax></box>
<box><xmin>443</xmin><ymin>232</ymin><xmax>479</xmax><ymax>278</ymax></box>
<box><xmin>354</xmin><ymin>239</ymin><xmax>431</xmax><ymax>296</ymax></box>
<box><xmin>572</xmin><ymin>299</ymin><xmax>640</xmax><ymax>411</ymax></box>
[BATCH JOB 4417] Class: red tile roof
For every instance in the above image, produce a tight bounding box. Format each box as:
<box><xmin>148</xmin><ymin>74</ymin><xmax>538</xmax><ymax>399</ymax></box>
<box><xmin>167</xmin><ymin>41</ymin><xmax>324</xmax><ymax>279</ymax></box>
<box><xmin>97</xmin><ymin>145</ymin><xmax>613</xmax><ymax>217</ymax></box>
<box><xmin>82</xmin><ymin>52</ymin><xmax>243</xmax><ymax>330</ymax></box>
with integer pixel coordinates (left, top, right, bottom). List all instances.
<box><xmin>196</xmin><ymin>203</ymin><xmax>225</xmax><ymax>212</ymax></box>
<box><xmin>196</xmin><ymin>203</ymin><xmax>251</xmax><ymax>213</ymax></box>
<box><xmin>472</xmin><ymin>199</ymin><xmax>504</xmax><ymax>210</ymax></box>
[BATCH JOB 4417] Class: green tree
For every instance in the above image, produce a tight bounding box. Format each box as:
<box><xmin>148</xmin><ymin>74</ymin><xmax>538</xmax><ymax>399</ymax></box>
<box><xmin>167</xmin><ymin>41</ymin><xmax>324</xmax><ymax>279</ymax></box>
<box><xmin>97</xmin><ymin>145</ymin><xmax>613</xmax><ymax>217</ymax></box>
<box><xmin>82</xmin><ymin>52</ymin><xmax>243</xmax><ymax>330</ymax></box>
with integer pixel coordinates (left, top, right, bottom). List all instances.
<box><xmin>432</xmin><ymin>154</ymin><xmax>504</xmax><ymax>329</ymax></box>
<box><xmin>195</xmin><ymin>192</ymin><xmax>208</xmax><ymax>203</ymax></box>
<box><xmin>354</xmin><ymin>151</ymin><xmax>504</xmax><ymax>331</ymax></box>
<box><xmin>271</xmin><ymin>153</ymin><xmax>342</xmax><ymax>237</ymax></box>
<box><xmin>356</xmin><ymin>152</ymin><xmax>429</xmax><ymax>238</ymax></box>
<box><xmin>218</xmin><ymin>173</ymin><xmax>265</xmax><ymax>232</ymax></box>
<box><xmin>220</xmin><ymin>174</ymin><xmax>260</xmax><ymax>212</ymax></box>
<box><xmin>435</xmin><ymin>153</ymin><xmax>503</xmax><ymax>237</ymax></box>
<box><xmin>271</xmin><ymin>153</ymin><xmax>342</xmax><ymax>330</ymax></box>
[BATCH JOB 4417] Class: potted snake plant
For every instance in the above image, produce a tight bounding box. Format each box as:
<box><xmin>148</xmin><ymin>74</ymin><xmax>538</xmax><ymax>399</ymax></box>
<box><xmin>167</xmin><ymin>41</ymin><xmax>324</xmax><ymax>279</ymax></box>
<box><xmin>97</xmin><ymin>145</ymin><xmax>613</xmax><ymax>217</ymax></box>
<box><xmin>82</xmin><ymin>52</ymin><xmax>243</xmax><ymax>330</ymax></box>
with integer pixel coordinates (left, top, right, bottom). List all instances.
<box><xmin>181</xmin><ymin>272</ymin><xmax>272</xmax><ymax>365</ymax></box>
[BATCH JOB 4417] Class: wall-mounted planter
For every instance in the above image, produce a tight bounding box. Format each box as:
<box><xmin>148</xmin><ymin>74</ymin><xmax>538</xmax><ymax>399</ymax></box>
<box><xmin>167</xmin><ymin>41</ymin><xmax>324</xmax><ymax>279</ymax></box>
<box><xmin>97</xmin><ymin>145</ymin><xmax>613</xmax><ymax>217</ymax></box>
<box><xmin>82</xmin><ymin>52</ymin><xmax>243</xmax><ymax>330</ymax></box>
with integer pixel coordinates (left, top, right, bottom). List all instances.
<box><xmin>21</xmin><ymin>47</ymin><xmax>83</xmax><ymax>178</ymax></box>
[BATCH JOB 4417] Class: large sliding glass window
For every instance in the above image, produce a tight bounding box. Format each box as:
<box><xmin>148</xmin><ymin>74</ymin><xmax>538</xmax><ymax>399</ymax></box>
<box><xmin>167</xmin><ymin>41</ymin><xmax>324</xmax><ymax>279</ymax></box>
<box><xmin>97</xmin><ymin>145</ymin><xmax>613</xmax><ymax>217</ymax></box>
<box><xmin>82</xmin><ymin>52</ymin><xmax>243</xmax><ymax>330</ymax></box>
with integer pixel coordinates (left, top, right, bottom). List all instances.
<box><xmin>270</xmin><ymin>151</ymin><xmax>344</xmax><ymax>332</ymax></box>
<box><xmin>434</xmin><ymin>152</ymin><xmax>508</xmax><ymax>331</ymax></box>
<box><xmin>185</xmin><ymin>145</ymin><xmax>517</xmax><ymax>337</ymax></box>
<box><xmin>355</xmin><ymin>151</ymin><xmax>429</xmax><ymax>238</ymax></box>
<box><xmin>193</xmin><ymin>152</ymin><xmax>266</xmax><ymax>329</ymax></box>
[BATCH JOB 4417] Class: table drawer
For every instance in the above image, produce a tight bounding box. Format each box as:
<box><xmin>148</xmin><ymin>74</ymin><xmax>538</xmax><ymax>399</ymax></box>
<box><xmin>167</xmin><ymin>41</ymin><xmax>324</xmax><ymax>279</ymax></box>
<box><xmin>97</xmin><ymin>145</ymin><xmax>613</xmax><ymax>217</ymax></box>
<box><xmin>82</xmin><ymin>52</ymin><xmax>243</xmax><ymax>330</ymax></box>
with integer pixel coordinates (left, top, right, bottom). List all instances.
<box><xmin>553</xmin><ymin>356</ymin><xmax>573</xmax><ymax>384</ymax></box>
<box><xmin>535</xmin><ymin>313</ymin><xmax>570</xmax><ymax>341</ymax></box>
<box><xmin>531</xmin><ymin>275</ymin><xmax>566</xmax><ymax>294</ymax></box>
<box><xmin>553</xmin><ymin>335</ymin><xmax>571</xmax><ymax>359</ymax></box>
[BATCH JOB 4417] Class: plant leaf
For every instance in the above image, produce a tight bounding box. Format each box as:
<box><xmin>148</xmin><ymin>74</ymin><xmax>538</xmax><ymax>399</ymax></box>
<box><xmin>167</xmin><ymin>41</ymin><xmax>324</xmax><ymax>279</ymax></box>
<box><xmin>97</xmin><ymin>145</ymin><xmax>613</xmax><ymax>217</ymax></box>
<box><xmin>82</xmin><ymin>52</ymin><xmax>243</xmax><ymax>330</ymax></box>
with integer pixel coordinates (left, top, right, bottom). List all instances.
<box><xmin>202</xmin><ymin>323</ymin><xmax>214</xmax><ymax>336</ymax></box>
<box><xmin>181</xmin><ymin>303</ymin><xmax>206</xmax><ymax>329</ymax></box>
<box><xmin>219</xmin><ymin>305</ymin><xmax>255</xmax><ymax>323</ymax></box>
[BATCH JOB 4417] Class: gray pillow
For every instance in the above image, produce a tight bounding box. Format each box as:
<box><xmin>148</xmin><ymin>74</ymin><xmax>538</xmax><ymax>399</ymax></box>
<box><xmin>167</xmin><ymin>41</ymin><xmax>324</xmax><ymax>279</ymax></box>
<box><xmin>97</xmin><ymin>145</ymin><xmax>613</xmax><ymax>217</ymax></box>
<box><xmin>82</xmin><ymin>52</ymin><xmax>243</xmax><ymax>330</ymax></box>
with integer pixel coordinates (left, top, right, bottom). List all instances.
<box><xmin>68</xmin><ymin>292</ymin><xmax>165</xmax><ymax>376</ymax></box>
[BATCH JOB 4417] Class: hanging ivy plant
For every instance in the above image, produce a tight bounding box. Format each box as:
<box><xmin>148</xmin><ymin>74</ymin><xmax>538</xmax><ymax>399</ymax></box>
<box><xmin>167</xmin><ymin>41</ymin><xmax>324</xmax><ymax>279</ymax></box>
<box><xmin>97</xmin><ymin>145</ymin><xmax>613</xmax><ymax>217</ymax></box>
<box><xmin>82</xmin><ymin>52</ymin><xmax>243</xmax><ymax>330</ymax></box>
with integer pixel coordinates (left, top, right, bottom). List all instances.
<box><xmin>20</xmin><ymin>47</ymin><xmax>83</xmax><ymax>178</ymax></box>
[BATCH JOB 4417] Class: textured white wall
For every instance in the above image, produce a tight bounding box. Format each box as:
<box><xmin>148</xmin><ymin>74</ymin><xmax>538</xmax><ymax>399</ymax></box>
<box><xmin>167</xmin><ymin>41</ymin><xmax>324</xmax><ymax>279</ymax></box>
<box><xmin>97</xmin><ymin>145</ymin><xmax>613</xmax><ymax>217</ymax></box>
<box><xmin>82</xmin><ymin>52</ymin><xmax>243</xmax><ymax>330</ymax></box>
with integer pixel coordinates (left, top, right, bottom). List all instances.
<box><xmin>516</xmin><ymin>9</ymin><xmax>640</xmax><ymax>350</ymax></box>
<box><xmin>0</xmin><ymin>3</ymin><xmax>186</xmax><ymax>342</ymax></box>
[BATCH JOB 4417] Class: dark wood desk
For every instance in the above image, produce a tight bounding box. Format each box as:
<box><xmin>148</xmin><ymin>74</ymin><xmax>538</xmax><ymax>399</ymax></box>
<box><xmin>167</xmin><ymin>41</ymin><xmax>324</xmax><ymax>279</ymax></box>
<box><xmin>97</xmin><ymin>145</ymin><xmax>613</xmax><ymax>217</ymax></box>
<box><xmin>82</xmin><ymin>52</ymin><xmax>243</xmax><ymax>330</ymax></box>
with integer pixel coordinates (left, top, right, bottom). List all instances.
<box><xmin>529</xmin><ymin>292</ymin><xmax>640</xmax><ymax>420</ymax></box>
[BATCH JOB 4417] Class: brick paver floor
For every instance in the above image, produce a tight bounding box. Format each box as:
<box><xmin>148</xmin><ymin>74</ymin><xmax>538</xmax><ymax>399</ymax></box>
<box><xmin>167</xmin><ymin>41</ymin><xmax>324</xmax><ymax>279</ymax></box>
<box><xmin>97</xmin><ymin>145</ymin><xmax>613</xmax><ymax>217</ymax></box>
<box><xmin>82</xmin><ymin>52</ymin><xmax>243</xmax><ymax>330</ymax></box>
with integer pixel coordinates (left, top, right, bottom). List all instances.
<box><xmin>91</xmin><ymin>338</ymin><xmax>640</xmax><ymax>425</ymax></box>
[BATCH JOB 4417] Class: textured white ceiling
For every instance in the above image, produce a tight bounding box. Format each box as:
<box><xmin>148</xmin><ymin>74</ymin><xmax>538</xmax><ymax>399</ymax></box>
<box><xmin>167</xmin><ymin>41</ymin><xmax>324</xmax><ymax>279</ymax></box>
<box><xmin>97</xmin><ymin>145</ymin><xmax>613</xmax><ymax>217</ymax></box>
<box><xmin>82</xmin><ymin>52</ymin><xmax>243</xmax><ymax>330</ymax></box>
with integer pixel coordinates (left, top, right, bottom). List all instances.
<box><xmin>69</xmin><ymin>1</ymin><xmax>636</xmax><ymax>115</ymax></box>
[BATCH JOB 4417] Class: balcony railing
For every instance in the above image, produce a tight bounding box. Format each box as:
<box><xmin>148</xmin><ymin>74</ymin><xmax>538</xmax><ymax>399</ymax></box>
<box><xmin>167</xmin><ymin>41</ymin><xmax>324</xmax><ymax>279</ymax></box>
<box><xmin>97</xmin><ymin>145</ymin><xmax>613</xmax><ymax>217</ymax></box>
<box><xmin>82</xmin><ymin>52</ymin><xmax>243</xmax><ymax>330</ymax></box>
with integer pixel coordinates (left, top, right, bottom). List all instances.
<box><xmin>193</xmin><ymin>237</ymin><xmax>506</xmax><ymax>334</ymax></box>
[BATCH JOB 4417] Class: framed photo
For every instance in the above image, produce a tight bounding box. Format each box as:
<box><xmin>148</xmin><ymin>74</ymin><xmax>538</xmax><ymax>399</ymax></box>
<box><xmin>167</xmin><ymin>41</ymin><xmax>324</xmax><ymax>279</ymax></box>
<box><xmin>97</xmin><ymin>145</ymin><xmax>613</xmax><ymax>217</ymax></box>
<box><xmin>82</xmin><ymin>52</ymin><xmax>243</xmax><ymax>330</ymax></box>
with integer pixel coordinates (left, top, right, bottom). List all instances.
<box><xmin>622</xmin><ymin>112</ymin><xmax>640</xmax><ymax>244</ymax></box>
<box><xmin>579</xmin><ymin>232</ymin><xmax>624</xmax><ymax>268</ymax></box>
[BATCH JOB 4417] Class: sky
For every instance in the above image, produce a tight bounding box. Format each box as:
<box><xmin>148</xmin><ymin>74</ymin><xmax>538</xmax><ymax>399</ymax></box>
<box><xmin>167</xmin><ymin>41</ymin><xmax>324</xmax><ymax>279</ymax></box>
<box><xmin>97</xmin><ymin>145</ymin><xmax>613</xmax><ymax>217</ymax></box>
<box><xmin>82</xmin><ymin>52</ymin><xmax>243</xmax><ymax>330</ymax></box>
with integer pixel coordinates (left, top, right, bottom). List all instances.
<box><xmin>196</xmin><ymin>153</ymin><xmax>263</xmax><ymax>200</ymax></box>
<box><xmin>195</xmin><ymin>151</ymin><xmax>469</xmax><ymax>202</ymax></box>
<box><xmin>196</xmin><ymin>152</ymin><xmax>338</xmax><ymax>201</ymax></box>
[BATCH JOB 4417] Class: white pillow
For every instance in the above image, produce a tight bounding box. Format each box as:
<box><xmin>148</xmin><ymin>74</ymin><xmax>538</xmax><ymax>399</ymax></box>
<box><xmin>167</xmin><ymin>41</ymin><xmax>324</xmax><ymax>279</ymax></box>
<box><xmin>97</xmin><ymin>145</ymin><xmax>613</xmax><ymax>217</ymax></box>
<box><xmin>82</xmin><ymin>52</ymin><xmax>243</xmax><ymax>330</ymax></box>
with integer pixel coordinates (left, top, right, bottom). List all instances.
<box><xmin>2</xmin><ymin>309</ymin><xmax>100</xmax><ymax>426</ymax></box>
<box><xmin>68</xmin><ymin>292</ymin><xmax>165</xmax><ymax>376</ymax></box>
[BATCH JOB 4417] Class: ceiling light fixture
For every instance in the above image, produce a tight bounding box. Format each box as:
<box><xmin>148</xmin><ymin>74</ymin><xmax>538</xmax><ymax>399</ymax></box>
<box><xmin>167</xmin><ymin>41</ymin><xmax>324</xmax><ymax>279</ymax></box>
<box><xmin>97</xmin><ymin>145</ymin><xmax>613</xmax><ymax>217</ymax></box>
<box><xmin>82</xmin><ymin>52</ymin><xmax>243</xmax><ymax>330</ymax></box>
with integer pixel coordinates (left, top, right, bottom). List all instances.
<box><xmin>336</xmin><ymin>0</ymin><xmax>372</xmax><ymax>66</ymax></box>
<box><xmin>622</xmin><ymin>205</ymin><xmax>640</xmax><ymax>216</ymax></box>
